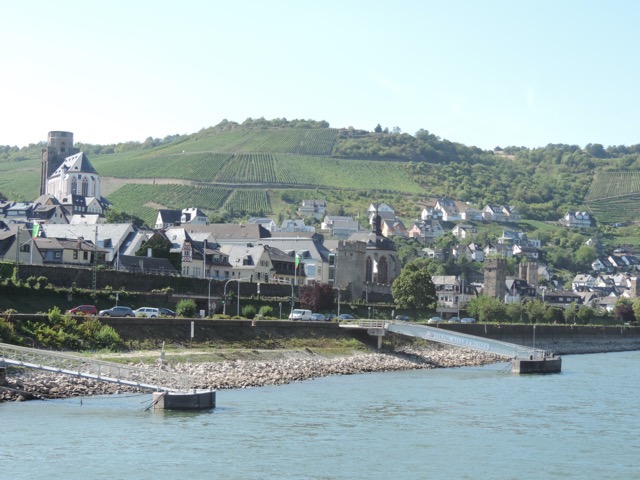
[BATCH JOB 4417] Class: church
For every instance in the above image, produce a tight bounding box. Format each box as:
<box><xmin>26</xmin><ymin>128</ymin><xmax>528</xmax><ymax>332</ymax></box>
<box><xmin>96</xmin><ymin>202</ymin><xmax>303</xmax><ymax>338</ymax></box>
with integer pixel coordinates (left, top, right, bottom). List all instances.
<box><xmin>40</xmin><ymin>131</ymin><xmax>109</xmax><ymax>218</ymax></box>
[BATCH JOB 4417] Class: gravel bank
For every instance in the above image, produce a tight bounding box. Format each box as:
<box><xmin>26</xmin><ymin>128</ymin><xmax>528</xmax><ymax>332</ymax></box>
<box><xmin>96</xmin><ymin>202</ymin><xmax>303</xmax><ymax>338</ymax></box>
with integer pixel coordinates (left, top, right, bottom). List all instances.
<box><xmin>0</xmin><ymin>345</ymin><xmax>502</xmax><ymax>402</ymax></box>
<box><xmin>3</xmin><ymin>339</ymin><xmax>640</xmax><ymax>403</ymax></box>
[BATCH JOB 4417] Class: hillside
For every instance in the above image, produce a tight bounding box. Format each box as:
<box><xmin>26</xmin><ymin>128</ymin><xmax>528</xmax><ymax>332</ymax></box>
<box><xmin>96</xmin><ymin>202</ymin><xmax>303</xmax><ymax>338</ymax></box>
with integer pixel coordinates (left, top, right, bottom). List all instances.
<box><xmin>2</xmin><ymin>118</ymin><xmax>640</xmax><ymax>226</ymax></box>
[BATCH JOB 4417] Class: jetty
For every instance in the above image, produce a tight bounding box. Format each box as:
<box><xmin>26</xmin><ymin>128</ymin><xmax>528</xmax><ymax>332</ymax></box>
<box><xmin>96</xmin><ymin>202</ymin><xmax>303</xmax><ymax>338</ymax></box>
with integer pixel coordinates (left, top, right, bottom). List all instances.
<box><xmin>0</xmin><ymin>342</ymin><xmax>215</xmax><ymax>410</ymax></box>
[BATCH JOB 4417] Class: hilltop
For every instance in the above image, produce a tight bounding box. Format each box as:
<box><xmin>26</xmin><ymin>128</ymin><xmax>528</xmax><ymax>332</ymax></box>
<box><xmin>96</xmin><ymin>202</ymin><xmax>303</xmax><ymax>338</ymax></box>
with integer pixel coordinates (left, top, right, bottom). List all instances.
<box><xmin>2</xmin><ymin>118</ymin><xmax>640</xmax><ymax>227</ymax></box>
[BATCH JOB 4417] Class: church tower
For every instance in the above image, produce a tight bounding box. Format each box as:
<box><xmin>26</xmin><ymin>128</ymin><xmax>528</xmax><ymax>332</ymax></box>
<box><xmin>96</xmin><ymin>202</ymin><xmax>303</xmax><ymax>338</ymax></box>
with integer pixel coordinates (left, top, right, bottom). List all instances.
<box><xmin>40</xmin><ymin>131</ymin><xmax>78</xmax><ymax>195</ymax></box>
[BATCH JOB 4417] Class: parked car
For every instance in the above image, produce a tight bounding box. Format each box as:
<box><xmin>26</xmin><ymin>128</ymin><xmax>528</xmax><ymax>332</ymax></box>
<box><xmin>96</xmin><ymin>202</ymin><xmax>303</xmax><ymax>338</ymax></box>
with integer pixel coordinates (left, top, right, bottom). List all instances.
<box><xmin>99</xmin><ymin>306</ymin><xmax>135</xmax><ymax>317</ymax></box>
<box><xmin>448</xmin><ymin>316</ymin><xmax>461</xmax><ymax>323</ymax></box>
<box><xmin>310</xmin><ymin>313</ymin><xmax>327</xmax><ymax>322</ymax></box>
<box><xmin>395</xmin><ymin>315</ymin><xmax>411</xmax><ymax>321</ymax></box>
<box><xmin>289</xmin><ymin>309</ymin><xmax>313</xmax><ymax>321</ymax></box>
<box><xmin>159</xmin><ymin>308</ymin><xmax>177</xmax><ymax>317</ymax></box>
<box><xmin>338</xmin><ymin>313</ymin><xmax>356</xmax><ymax>320</ymax></box>
<box><xmin>134</xmin><ymin>307</ymin><xmax>160</xmax><ymax>318</ymax></box>
<box><xmin>427</xmin><ymin>316</ymin><xmax>443</xmax><ymax>324</ymax></box>
<box><xmin>67</xmin><ymin>305</ymin><xmax>97</xmax><ymax>316</ymax></box>
<box><xmin>461</xmin><ymin>317</ymin><xmax>477</xmax><ymax>324</ymax></box>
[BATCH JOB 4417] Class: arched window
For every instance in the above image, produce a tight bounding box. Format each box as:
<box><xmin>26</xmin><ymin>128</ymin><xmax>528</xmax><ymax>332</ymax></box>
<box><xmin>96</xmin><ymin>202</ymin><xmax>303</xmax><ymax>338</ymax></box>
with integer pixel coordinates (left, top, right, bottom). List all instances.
<box><xmin>82</xmin><ymin>177</ymin><xmax>89</xmax><ymax>196</ymax></box>
<box><xmin>365</xmin><ymin>256</ymin><xmax>373</xmax><ymax>283</ymax></box>
<box><xmin>378</xmin><ymin>256</ymin><xmax>389</xmax><ymax>285</ymax></box>
<box><xmin>71</xmin><ymin>177</ymin><xmax>77</xmax><ymax>195</ymax></box>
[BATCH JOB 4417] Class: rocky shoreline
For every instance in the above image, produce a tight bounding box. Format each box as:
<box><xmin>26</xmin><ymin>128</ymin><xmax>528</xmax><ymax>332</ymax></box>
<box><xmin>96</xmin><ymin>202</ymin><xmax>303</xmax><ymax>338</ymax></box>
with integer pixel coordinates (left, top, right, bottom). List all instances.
<box><xmin>2</xmin><ymin>340</ymin><xmax>639</xmax><ymax>403</ymax></box>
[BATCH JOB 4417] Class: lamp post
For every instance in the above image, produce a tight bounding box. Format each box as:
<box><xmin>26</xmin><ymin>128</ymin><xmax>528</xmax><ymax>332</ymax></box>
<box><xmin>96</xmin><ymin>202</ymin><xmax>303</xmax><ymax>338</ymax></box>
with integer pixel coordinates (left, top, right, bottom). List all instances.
<box><xmin>279</xmin><ymin>302</ymin><xmax>282</xmax><ymax>320</ymax></box>
<box><xmin>207</xmin><ymin>278</ymin><xmax>212</xmax><ymax>317</ymax></box>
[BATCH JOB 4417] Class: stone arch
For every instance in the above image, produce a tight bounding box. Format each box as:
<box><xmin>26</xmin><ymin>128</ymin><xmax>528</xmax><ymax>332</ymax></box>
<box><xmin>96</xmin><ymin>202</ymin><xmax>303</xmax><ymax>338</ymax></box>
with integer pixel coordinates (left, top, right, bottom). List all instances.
<box><xmin>81</xmin><ymin>177</ymin><xmax>89</xmax><ymax>196</ymax></box>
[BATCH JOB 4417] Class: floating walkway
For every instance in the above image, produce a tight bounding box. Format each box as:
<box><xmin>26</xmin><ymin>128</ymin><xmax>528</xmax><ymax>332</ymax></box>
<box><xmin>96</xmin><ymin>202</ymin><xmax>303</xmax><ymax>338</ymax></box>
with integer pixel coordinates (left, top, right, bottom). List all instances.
<box><xmin>342</xmin><ymin>320</ymin><xmax>561</xmax><ymax>374</ymax></box>
<box><xmin>0</xmin><ymin>342</ymin><xmax>215</xmax><ymax>410</ymax></box>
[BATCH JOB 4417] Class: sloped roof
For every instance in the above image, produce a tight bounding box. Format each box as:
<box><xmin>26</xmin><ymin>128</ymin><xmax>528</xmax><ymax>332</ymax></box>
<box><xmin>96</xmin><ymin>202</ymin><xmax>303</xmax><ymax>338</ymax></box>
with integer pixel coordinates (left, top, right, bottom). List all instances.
<box><xmin>50</xmin><ymin>152</ymin><xmax>97</xmax><ymax>177</ymax></box>
<box><xmin>157</xmin><ymin>209</ymin><xmax>182</xmax><ymax>224</ymax></box>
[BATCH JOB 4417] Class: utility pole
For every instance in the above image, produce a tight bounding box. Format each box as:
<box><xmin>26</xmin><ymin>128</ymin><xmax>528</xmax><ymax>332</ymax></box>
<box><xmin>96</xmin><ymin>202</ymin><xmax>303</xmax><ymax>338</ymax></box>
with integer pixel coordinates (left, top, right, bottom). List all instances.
<box><xmin>92</xmin><ymin>225</ymin><xmax>98</xmax><ymax>292</ymax></box>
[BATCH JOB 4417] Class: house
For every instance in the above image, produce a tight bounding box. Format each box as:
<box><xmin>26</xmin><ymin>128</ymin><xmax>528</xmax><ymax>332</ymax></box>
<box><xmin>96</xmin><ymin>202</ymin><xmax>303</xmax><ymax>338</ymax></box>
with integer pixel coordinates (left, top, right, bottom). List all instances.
<box><xmin>34</xmin><ymin>237</ymin><xmax>107</xmax><ymax>266</ymax></box>
<box><xmin>279</xmin><ymin>219</ymin><xmax>315</xmax><ymax>233</ymax></box>
<box><xmin>561</xmin><ymin>211</ymin><xmax>592</xmax><ymax>228</ymax></box>
<box><xmin>298</xmin><ymin>199</ymin><xmax>327</xmax><ymax>219</ymax></box>
<box><xmin>367</xmin><ymin>202</ymin><xmax>395</xmax><ymax>217</ymax></box>
<box><xmin>452</xmin><ymin>243</ymin><xmax>484</xmax><ymax>262</ymax></box>
<box><xmin>381</xmin><ymin>218</ymin><xmax>407</xmax><ymax>237</ymax></box>
<box><xmin>154</xmin><ymin>208</ymin><xmax>209</xmax><ymax>230</ymax></box>
<box><xmin>451</xmin><ymin>224</ymin><xmax>476</xmax><ymax>239</ymax></box>
<box><xmin>322</xmin><ymin>216</ymin><xmax>360</xmax><ymax>239</ymax></box>
<box><xmin>592</xmin><ymin>257</ymin><xmax>614</xmax><ymax>273</ymax></box>
<box><xmin>247</xmin><ymin>217</ymin><xmax>277</xmax><ymax>232</ymax></box>
<box><xmin>512</xmin><ymin>244</ymin><xmax>541</xmax><ymax>260</ymax></box>
<box><xmin>498</xmin><ymin>230</ymin><xmax>527</xmax><ymax>246</ymax></box>
<box><xmin>460</xmin><ymin>206</ymin><xmax>483</xmax><ymax>221</ymax></box>
<box><xmin>482</xmin><ymin>205</ymin><xmax>507</xmax><ymax>222</ymax></box>
<box><xmin>180</xmin><ymin>237</ymin><xmax>232</xmax><ymax>279</ymax></box>
<box><xmin>41</xmin><ymin>223</ymin><xmax>136</xmax><ymax>263</ymax></box>
<box><xmin>155</xmin><ymin>209</ymin><xmax>182</xmax><ymax>229</ymax></box>
<box><xmin>483</xmin><ymin>242</ymin><xmax>513</xmax><ymax>258</ymax></box>
<box><xmin>180</xmin><ymin>208</ymin><xmax>209</xmax><ymax>225</ymax></box>
<box><xmin>5</xmin><ymin>202</ymin><xmax>34</xmax><ymax>221</ymax></box>
<box><xmin>218</xmin><ymin>243</ymin><xmax>301</xmax><ymax>284</ymax></box>
<box><xmin>501</xmin><ymin>205</ymin><xmax>521</xmax><ymax>222</ymax></box>
<box><xmin>407</xmin><ymin>219</ymin><xmax>444</xmax><ymax>242</ymax></box>
<box><xmin>431</xmin><ymin>275</ymin><xmax>477</xmax><ymax>308</ymax></box>
<box><xmin>434</xmin><ymin>198</ymin><xmax>461</xmax><ymax>222</ymax></box>
<box><xmin>420</xmin><ymin>206</ymin><xmax>443</xmax><ymax>221</ymax></box>
<box><xmin>420</xmin><ymin>247</ymin><xmax>445</xmax><ymax>261</ymax></box>
<box><xmin>541</xmin><ymin>289</ymin><xmax>582</xmax><ymax>307</ymax></box>
<box><xmin>572</xmin><ymin>274</ymin><xmax>597</xmax><ymax>291</ymax></box>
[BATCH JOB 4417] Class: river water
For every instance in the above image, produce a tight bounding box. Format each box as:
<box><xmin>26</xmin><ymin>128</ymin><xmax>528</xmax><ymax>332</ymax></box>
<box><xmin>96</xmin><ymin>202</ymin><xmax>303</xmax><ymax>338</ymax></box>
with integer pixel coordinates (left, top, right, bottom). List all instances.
<box><xmin>2</xmin><ymin>351</ymin><xmax>639</xmax><ymax>480</ymax></box>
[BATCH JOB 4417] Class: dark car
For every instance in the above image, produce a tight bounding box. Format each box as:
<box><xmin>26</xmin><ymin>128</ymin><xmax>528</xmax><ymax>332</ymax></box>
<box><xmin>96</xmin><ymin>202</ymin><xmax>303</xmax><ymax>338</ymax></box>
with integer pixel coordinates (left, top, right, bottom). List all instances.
<box><xmin>395</xmin><ymin>315</ymin><xmax>411</xmax><ymax>321</ymax></box>
<box><xmin>338</xmin><ymin>313</ymin><xmax>356</xmax><ymax>320</ymax></box>
<box><xmin>159</xmin><ymin>308</ymin><xmax>177</xmax><ymax>317</ymax></box>
<box><xmin>67</xmin><ymin>305</ymin><xmax>97</xmax><ymax>316</ymax></box>
<box><xmin>99</xmin><ymin>306</ymin><xmax>135</xmax><ymax>317</ymax></box>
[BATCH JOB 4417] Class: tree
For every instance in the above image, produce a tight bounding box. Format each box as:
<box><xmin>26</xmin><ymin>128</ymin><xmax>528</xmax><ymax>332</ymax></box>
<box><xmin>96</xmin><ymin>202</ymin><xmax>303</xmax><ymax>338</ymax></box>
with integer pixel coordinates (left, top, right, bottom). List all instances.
<box><xmin>299</xmin><ymin>283</ymin><xmax>335</xmax><ymax>312</ymax></box>
<box><xmin>391</xmin><ymin>260</ymin><xmax>437</xmax><ymax>319</ymax></box>
<box><xmin>466</xmin><ymin>296</ymin><xmax>507</xmax><ymax>323</ymax></box>
<box><xmin>104</xmin><ymin>208</ymin><xmax>145</xmax><ymax>228</ymax></box>
<box><xmin>614</xmin><ymin>297</ymin><xmax>635</xmax><ymax>323</ymax></box>
<box><xmin>374</xmin><ymin>123</ymin><xmax>382</xmax><ymax>133</ymax></box>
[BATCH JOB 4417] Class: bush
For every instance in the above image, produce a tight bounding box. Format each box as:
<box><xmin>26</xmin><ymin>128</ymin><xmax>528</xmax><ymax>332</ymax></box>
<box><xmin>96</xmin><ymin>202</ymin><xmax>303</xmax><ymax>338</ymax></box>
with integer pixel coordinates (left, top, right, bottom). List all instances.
<box><xmin>176</xmin><ymin>299</ymin><xmax>197</xmax><ymax>318</ymax></box>
<box><xmin>242</xmin><ymin>305</ymin><xmax>256</xmax><ymax>319</ymax></box>
<box><xmin>259</xmin><ymin>305</ymin><xmax>274</xmax><ymax>317</ymax></box>
<box><xmin>0</xmin><ymin>317</ymin><xmax>17</xmax><ymax>343</ymax></box>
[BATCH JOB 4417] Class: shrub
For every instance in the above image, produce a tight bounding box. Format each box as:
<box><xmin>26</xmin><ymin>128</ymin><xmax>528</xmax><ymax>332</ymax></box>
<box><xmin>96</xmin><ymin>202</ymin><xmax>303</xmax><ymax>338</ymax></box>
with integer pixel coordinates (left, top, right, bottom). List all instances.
<box><xmin>36</xmin><ymin>276</ymin><xmax>48</xmax><ymax>289</ymax></box>
<box><xmin>176</xmin><ymin>299</ymin><xmax>197</xmax><ymax>318</ymax></box>
<box><xmin>0</xmin><ymin>317</ymin><xmax>17</xmax><ymax>343</ymax></box>
<box><xmin>259</xmin><ymin>305</ymin><xmax>274</xmax><ymax>317</ymax></box>
<box><xmin>242</xmin><ymin>305</ymin><xmax>256</xmax><ymax>319</ymax></box>
<box><xmin>26</xmin><ymin>276</ymin><xmax>38</xmax><ymax>288</ymax></box>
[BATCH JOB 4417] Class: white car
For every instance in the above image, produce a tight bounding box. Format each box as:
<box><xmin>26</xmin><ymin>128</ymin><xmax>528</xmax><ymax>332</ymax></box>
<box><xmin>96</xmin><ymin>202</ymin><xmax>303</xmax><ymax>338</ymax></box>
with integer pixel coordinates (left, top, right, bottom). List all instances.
<box><xmin>288</xmin><ymin>309</ymin><xmax>312</xmax><ymax>321</ymax></box>
<box><xmin>427</xmin><ymin>316</ymin><xmax>443</xmax><ymax>324</ymax></box>
<box><xmin>134</xmin><ymin>307</ymin><xmax>160</xmax><ymax>318</ymax></box>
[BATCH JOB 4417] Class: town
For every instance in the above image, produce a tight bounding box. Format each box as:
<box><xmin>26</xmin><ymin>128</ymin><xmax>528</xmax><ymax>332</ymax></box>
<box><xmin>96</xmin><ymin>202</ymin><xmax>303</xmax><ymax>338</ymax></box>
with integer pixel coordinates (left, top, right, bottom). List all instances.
<box><xmin>0</xmin><ymin>130</ymin><xmax>637</xmax><ymax>324</ymax></box>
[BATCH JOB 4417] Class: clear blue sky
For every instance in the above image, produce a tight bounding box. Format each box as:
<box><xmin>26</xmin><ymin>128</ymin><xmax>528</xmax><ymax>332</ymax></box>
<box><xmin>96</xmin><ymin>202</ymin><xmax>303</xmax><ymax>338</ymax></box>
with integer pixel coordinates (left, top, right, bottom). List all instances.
<box><xmin>2</xmin><ymin>0</ymin><xmax>639</xmax><ymax>150</ymax></box>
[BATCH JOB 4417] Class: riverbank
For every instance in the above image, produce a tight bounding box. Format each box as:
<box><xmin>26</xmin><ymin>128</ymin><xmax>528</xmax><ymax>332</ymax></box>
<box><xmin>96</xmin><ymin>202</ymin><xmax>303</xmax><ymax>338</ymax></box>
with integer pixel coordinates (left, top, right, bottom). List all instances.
<box><xmin>0</xmin><ymin>344</ymin><xmax>501</xmax><ymax>402</ymax></box>
<box><xmin>3</xmin><ymin>337</ymin><xmax>640</xmax><ymax>403</ymax></box>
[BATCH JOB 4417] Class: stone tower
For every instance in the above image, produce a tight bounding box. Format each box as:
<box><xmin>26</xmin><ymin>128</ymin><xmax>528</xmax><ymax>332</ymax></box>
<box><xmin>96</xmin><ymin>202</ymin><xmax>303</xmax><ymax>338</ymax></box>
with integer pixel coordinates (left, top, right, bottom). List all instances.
<box><xmin>519</xmin><ymin>261</ymin><xmax>538</xmax><ymax>287</ymax></box>
<box><xmin>40</xmin><ymin>131</ymin><xmax>78</xmax><ymax>195</ymax></box>
<box><xmin>630</xmin><ymin>277</ymin><xmax>640</xmax><ymax>298</ymax></box>
<box><xmin>484</xmin><ymin>258</ymin><xmax>507</xmax><ymax>300</ymax></box>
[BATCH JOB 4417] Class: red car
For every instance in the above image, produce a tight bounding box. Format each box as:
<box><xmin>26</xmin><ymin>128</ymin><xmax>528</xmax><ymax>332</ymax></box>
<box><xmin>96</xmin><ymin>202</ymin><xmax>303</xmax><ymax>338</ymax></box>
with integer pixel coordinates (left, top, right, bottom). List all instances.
<box><xmin>67</xmin><ymin>305</ymin><xmax>98</xmax><ymax>316</ymax></box>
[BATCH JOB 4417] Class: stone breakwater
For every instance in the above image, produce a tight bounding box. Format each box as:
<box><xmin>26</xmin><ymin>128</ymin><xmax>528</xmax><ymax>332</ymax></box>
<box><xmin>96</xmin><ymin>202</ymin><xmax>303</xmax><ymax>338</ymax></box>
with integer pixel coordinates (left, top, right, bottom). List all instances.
<box><xmin>0</xmin><ymin>346</ymin><xmax>501</xmax><ymax>403</ymax></box>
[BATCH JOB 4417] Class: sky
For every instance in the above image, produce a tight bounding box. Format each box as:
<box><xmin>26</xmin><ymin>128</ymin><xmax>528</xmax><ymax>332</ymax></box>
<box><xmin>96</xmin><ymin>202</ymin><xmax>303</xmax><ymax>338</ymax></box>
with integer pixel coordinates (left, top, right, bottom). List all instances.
<box><xmin>1</xmin><ymin>0</ymin><xmax>639</xmax><ymax>150</ymax></box>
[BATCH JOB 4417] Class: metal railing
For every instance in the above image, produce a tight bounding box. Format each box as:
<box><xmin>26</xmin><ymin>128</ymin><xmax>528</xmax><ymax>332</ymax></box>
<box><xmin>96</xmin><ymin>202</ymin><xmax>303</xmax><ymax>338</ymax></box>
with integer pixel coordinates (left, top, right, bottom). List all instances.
<box><xmin>0</xmin><ymin>342</ymin><xmax>193</xmax><ymax>392</ymax></box>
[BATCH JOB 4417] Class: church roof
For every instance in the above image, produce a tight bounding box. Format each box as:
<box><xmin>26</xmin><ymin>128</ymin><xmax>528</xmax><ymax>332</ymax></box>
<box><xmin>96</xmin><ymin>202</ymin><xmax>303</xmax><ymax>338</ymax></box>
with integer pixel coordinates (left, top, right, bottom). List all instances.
<box><xmin>50</xmin><ymin>152</ymin><xmax>97</xmax><ymax>178</ymax></box>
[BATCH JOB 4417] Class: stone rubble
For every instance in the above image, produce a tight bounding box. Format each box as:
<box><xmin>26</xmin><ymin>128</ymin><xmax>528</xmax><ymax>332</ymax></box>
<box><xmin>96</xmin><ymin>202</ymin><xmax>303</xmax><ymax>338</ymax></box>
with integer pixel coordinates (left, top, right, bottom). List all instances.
<box><xmin>0</xmin><ymin>345</ymin><xmax>502</xmax><ymax>402</ymax></box>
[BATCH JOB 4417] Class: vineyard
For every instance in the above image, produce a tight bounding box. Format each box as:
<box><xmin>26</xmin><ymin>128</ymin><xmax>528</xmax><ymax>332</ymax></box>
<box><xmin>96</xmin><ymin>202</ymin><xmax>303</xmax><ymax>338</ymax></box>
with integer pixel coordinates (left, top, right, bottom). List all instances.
<box><xmin>584</xmin><ymin>170</ymin><xmax>640</xmax><ymax>201</ymax></box>
<box><xmin>215</xmin><ymin>154</ymin><xmax>278</xmax><ymax>183</ymax></box>
<box><xmin>106</xmin><ymin>184</ymin><xmax>231</xmax><ymax>225</ymax></box>
<box><xmin>223</xmin><ymin>190</ymin><xmax>271</xmax><ymax>215</ymax></box>
<box><xmin>583</xmin><ymin>171</ymin><xmax>640</xmax><ymax>224</ymax></box>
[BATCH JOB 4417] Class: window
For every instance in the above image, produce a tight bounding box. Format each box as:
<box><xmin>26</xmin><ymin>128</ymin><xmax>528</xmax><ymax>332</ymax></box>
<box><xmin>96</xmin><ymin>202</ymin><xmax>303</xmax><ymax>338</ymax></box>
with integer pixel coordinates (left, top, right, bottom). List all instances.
<box><xmin>54</xmin><ymin>252</ymin><xmax>61</xmax><ymax>259</ymax></box>
<box><xmin>20</xmin><ymin>244</ymin><xmax>30</xmax><ymax>253</ymax></box>
<box><xmin>83</xmin><ymin>252</ymin><xmax>89</xmax><ymax>260</ymax></box>
<box><xmin>73</xmin><ymin>251</ymin><xmax>78</xmax><ymax>259</ymax></box>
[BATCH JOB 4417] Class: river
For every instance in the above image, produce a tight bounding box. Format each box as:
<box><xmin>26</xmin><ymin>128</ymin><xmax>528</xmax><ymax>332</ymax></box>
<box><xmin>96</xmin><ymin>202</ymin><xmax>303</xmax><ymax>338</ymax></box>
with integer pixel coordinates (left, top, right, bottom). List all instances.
<box><xmin>2</xmin><ymin>351</ymin><xmax>639</xmax><ymax>480</ymax></box>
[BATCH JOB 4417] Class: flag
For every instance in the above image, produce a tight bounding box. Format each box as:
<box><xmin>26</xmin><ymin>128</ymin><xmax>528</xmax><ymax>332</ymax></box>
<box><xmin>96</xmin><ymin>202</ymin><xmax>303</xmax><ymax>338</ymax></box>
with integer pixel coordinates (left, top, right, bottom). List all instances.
<box><xmin>295</xmin><ymin>253</ymin><xmax>300</xmax><ymax>267</ymax></box>
<box><xmin>32</xmin><ymin>223</ymin><xmax>40</xmax><ymax>239</ymax></box>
